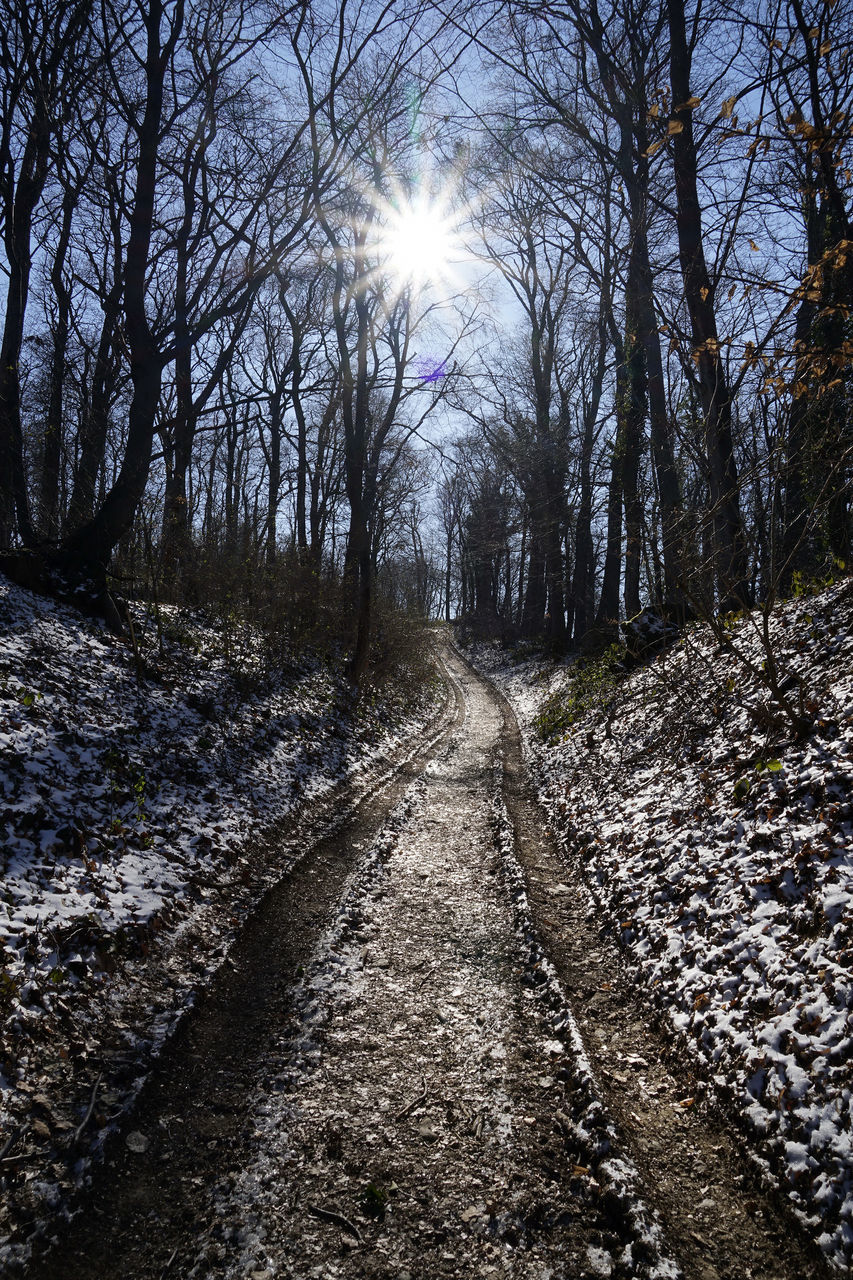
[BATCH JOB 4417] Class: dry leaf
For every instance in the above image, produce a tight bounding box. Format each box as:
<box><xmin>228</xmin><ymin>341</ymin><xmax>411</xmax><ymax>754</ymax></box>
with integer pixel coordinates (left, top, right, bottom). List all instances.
<box><xmin>126</xmin><ymin>1130</ymin><xmax>149</xmax><ymax>1153</ymax></box>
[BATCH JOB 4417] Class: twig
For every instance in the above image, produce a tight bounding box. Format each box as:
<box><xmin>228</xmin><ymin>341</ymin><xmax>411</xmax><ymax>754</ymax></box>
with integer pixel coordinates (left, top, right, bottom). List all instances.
<box><xmin>0</xmin><ymin>1125</ymin><xmax>22</xmax><ymax>1161</ymax></box>
<box><xmin>414</xmin><ymin>963</ymin><xmax>439</xmax><ymax>990</ymax></box>
<box><xmin>395</xmin><ymin>1075</ymin><xmax>428</xmax><ymax>1121</ymax></box>
<box><xmin>72</xmin><ymin>1072</ymin><xmax>103</xmax><ymax>1146</ymax></box>
<box><xmin>159</xmin><ymin>1247</ymin><xmax>179</xmax><ymax>1277</ymax></box>
<box><xmin>126</xmin><ymin>609</ymin><xmax>144</xmax><ymax>686</ymax></box>
<box><xmin>307</xmin><ymin>1203</ymin><xmax>362</xmax><ymax>1242</ymax></box>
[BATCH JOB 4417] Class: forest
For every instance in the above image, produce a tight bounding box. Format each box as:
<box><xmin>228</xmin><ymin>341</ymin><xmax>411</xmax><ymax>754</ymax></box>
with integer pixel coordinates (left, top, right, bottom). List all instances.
<box><xmin>2</xmin><ymin>3</ymin><xmax>853</xmax><ymax>1274</ymax></box>
<box><xmin>1</xmin><ymin>0</ymin><xmax>850</xmax><ymax>674</ymax></box>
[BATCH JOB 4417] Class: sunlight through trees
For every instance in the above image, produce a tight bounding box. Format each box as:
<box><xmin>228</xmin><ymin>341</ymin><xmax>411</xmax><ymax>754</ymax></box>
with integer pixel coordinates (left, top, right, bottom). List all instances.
<box><xmin>0</xmin><ymin>0</ymin><xmax>849</xmax><ymax>670</ymax></box>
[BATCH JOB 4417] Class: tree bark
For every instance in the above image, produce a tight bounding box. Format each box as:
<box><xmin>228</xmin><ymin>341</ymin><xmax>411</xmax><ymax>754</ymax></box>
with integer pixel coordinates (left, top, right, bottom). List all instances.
<box><xmin>622</xmin><ymin>264</ymin><xmax>646</xmax><ymax>620</ymax></box>
<box><xmin>38</xmin><ymin>184</ymin><xmax>77</xmax><ymax>540</ymax></box>
<box><xmin>666</xmin><ymin>0</ymin><xmax>747</xmax><ymax>610</ymax></box>
<box><xmin>0</xmin><ymin>115</ymin><xmax>49</xmax><ymax>547</ymax></box>
<box><xmin>60</xmin><ymin>0</ymin><xmax>183</xmax><ymax>587</ymax></box>
<box><xmin>596</xmin><ymin>342</ymin><xmax>627</xmax><ymax>636</ymax></box>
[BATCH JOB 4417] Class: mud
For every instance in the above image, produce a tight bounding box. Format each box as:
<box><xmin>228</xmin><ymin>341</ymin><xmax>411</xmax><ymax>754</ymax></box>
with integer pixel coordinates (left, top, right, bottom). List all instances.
<box><xmin>17</xmin><ymin>644</ymin><xmax>831</xmax><ymax>1280</ymax></box>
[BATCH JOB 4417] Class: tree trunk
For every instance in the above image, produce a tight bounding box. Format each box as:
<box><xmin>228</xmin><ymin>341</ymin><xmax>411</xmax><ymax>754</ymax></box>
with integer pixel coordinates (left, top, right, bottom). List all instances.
<box><xmin>39</xmin><ymin>185</ymin><xmax>77</xmax><ymax>540</ymax></box>
<box><xmin>666</xmin><ymin>0</ymin><xmax>747</xmax><ymax>610</ymax></box>
<box><xmin>0</xmin><ymin>119</ymin><xmax>49</xmax><ymax>547</ymax></box>
<box><xmin>596</xmin><ymin>348</ymin><xmax>627</xmax><ymax>635</ymax></box>
<box><xmin>60</xmin><ymin>0</ymin><xmax>181</xmax><ymax>589</ymax></box>
<box><xmin>622</xmin><ymin>268</ymin><xmax>646</xmax><ymax>621</ymax></box>
<box><xmin>543</xmin><ymin>484</ymin><xmax>567</xmax><ymax>648</ymax></box>
<box><xmin>573</xmin><ymin>304</ymin><xmax>607</xmax><ymax>645</ymax></box>
<box><xmin>265</xmin><ymin>387</ymin><xmax>283</xmax><ymax>565</ymax></box>
<box><xmin>629</xmin><ymin>95</ymin><xmax>684</xmax><ymax>611</ymax></box>
<box><xmin>522</xmin><ymin>529</ymin><xmax>546</xmax><ymax>637</ymax></box>
<box><xmin>67</xmin><ymin>285</ymin><xmax>121</xmax><ymax>530</ymax></box>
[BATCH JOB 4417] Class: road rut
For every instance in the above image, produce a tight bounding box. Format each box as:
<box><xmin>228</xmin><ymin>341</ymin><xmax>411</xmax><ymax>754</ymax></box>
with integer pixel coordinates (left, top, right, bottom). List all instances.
<box><xmin>22</xmin><ymin>645</ymin><xmax>829</xmax><ymax>1280</ymax></box>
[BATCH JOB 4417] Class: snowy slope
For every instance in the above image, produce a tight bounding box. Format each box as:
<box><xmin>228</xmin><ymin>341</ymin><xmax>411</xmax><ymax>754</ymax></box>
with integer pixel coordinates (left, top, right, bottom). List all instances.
<box><xmin>472</xmin><ymin>579</ymin><xmax>853</xmax><ymax>1270</ymax></box>
<box><xmin>0</xmin><ymin>576</ymin><xmax>441</xmax><ymax>1246</ymax></box>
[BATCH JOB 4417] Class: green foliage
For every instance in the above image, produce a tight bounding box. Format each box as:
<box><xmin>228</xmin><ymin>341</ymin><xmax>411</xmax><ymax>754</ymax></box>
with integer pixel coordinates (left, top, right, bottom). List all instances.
<box><xmin>100</xmin><ymin>744</ymin><xmax>148</xmax><ymax>829</ymax></box>
<box><xmin>159</xmin><ymin>613</ymin><xmax>201</xmax><ymax>654</ymax></box>
<box><xmin>791</xmin><ymin>559</ymin><xmax>847</xmax><ymax>599</ymax></box>
<box><xmin>534</xmin><ymin>644</ymin><xmax>624</xmax><ymax>742</ymax></box>
<box><xmin>0</xmin><ymin>678</ymin><xmax>42</xmax><ymax>708</ymax></box>
<box><xmin>361</xmin><ymin>1182</ymin><xmax>388</xmax><ymax>1220</ymax></box>
<box><xmin>733</xmin><ymin>777</ymin><xmax>751</xmax><ymax>801</ymax></box>
<box><xmin>509</xmin><ymin>641</ymin><xmax>540</xmax><ymax>665</ymax></box>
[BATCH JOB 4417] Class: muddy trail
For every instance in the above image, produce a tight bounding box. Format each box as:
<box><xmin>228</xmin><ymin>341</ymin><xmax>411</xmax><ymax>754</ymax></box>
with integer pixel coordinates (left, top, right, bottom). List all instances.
<box><xmin>21</xmin><ymin>646</ymin><xmax>829</xmax><ymax>1280</ymax></box>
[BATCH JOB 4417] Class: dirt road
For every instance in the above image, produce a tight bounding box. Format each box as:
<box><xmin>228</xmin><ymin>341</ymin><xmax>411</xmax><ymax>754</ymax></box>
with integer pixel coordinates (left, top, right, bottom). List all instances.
<box><xmin>22</xmin><ymin>646</ymin><xmax>829</xmax><ymax>1279</ymax></box>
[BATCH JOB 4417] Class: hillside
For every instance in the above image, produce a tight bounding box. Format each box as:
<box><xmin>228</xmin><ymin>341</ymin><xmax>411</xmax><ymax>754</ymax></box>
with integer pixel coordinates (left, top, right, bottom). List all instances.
<box><xmin>0</xmin><ymin>577</ymin><xmax>441</xmax><ymax>1260</ymax></box>
<box><xmin>472</xmin><ymin>578</ymin><xmax>853</xmax><ymax>1271</ymax></box>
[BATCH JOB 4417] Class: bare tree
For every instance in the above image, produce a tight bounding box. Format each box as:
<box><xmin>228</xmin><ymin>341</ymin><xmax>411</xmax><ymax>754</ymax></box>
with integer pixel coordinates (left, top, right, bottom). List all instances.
<box><xmin>0</xmin><ymin>0</ymin><xmax>94</xmax><ymax>545</ymax></box>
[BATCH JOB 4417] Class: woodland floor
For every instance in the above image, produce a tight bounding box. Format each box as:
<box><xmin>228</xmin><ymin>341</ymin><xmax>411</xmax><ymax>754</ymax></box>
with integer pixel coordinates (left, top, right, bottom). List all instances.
<box><xmin>14</xmin><ymin>644</ymin><xmax>831</xmax><ymax>1280</ymax></box>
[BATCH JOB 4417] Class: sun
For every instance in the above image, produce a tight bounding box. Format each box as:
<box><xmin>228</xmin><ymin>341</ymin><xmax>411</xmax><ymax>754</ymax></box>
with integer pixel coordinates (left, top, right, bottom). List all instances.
<box><xmin>379</xmin><ymin>194</ymin><xmax>460</xmax><ymax>291</ymax></box>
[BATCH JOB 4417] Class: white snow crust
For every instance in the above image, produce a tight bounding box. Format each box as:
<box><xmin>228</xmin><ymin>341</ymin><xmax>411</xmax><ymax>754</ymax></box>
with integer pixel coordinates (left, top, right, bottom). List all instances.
<box><xmin>470</xmin><ymin>580</ymin><xmax>853</xmax><ymax>1270</ymax></box>
<box><xmin>0</xmin><ymin>577</ymin><xmax>440</xmax><ymax>1216</ymax></box>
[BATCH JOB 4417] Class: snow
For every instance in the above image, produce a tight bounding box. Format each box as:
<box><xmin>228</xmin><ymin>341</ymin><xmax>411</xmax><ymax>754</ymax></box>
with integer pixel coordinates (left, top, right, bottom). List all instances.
<box><xmin>0</xmin><ymin>575</ymin><xmax>442</xmax><ymax>1258</ymax></box>
<box><xmin>186</xmin><ymin>651</ymin><xmax>680</xmax><ymax>1279</ymax></box>
<box><xmin>468</xmin><ymin>577</ymin><xmax>853</xmax><ymax>1271</ymax></box>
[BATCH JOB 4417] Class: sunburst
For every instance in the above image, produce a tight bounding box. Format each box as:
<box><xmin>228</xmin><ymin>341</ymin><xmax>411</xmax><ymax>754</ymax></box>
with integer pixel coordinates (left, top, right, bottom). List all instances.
<box><xmin>373</xmin><ymin>189</ymin><xmax>464</xmax><ymax>294</ymax></box>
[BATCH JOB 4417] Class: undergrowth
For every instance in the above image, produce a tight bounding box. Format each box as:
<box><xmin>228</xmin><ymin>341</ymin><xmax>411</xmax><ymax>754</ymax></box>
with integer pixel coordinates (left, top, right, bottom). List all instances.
<box><xmin>534</xmin><ymin>643</ymin><xmax>625</xmax><ymax>742</ymax></box>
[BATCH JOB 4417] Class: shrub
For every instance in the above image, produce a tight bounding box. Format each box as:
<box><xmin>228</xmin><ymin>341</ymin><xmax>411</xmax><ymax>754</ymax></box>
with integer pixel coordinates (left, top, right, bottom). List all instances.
<box><xmin>534</xmin><ymin>644</ymin><xmax>624</xmax><ymax>742</ymax></box>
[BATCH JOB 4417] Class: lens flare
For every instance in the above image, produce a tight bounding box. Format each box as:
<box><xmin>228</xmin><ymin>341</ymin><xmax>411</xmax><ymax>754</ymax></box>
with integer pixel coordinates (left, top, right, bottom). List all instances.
<box><xmin>379</xmin><ymin>194</ymin><xmax>461</xmax><ymax>291</ymax></box>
